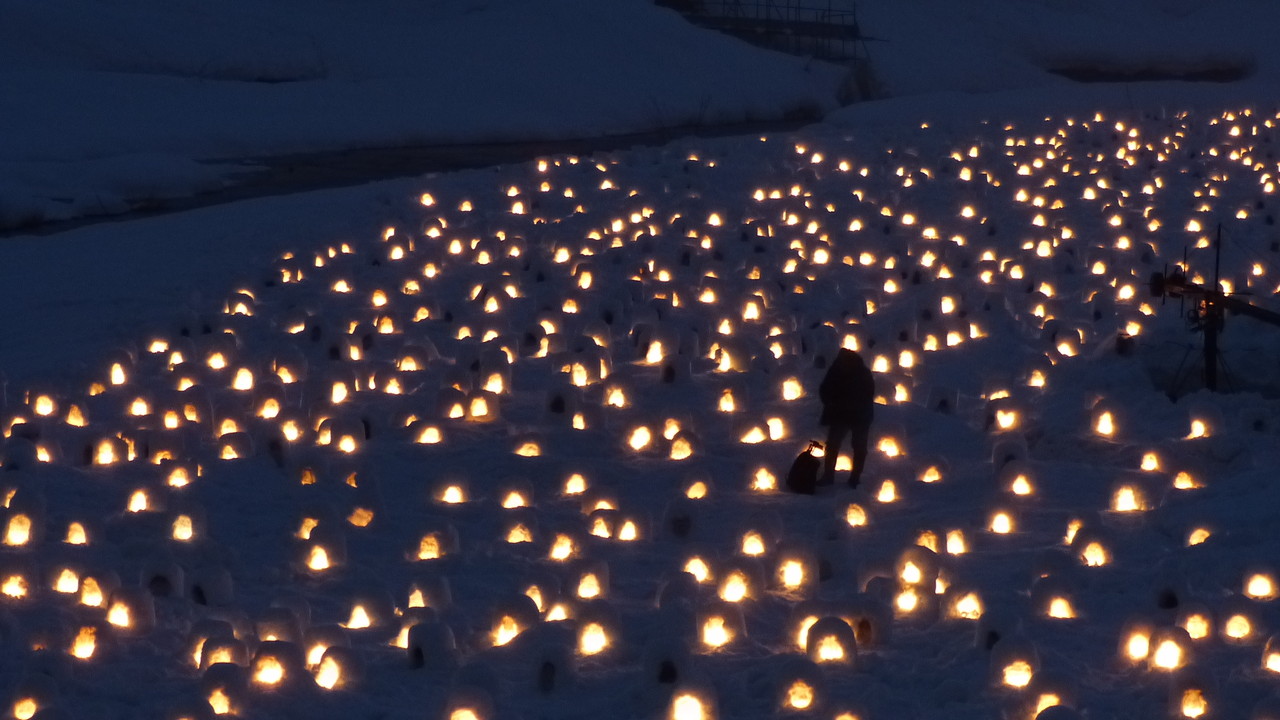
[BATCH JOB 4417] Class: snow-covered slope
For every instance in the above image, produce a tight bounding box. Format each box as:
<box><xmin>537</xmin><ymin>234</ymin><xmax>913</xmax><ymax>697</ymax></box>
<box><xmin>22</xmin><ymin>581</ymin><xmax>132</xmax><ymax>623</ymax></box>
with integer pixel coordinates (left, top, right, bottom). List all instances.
<box><xmin>856</xmin><ymin>0</ymin><xmax>1280</xmax><ymax>97</ymax></box>
<box><xmin>4</xmin><ymin>98</ymin><xmax>1280</xmax><ymax>719</ymax></box>
<box><xmin>0</xmin><ymin>0</ymin><xmax>843</xmax><ymax>230</ymax></box>
<box><xmin>5</xmin><ymin>2</ymin><xmax>1280</xmax><ymax>719</ymax></box>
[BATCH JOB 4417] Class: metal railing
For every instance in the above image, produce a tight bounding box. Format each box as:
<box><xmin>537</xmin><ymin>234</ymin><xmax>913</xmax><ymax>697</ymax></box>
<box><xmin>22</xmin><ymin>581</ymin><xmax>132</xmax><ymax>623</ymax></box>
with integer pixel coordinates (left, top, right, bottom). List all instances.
<box><xmin>671</xmin><ymin>0</ymin><xmax>870</xmax><ymax>63</ymax></box>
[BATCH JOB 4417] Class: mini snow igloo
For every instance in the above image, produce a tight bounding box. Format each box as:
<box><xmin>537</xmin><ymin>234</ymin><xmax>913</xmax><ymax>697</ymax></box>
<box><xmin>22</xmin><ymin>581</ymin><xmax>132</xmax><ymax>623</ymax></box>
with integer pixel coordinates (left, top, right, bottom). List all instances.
<box><xmin>510</xmin><ymin>432</ymin><xmax>545</xmax><ymax>459</ymax></box>
<box><xmin>86</xmin><ymin>436</ymin><xmax>129</xmax><ymax>468</ymax></box>
<box><xmin>886</xmin><ymin>572</ymin><xmax>940</xmax><ymax>627</ymax></box>
<box><xmin>657</xmin><ymin>546</ymin><xmax>707</xmax><ymax>602</ymax></box>
<box><xmin>409</xmin><ymin>521</ymin><xmax>460</xmax><ymax>563</ymax></box>
<box><xmin>1241</xmin><ymin>567</ymin><xmax>1278</xmax><ymax>602</ymax></box>
<box><xmin>256</xmin><ymin>606</ymin><xmax>304</xmax><ymax>645</ymax></box>
<box><xmin>1176</xmin><ymin>602</ymin><xmax>1216</xmax><ymax>645</ymax></box>
<box><xmin>985</xmin><ymin>394</ymin><xmax>1029</xmax><ymax>434</ymax></box>
<box><xmin>573</xmin><ymin>602</ymin><xmax>620</xmax><ymax>660</ymax></box>
<box><xmin>570</xmin><ymin>560</ymin><xmax>610</xmax><ymax>602</ymax></box>
<box><xmin>294</xmin><ymin>519</ymin><xmax>347</xmax><ymax>575</ymax></box>
<box><xmin>395</xmin><ymin>341</ymin><xmax>441</xmax><ymax>374</ymax></box>
<box><xmin>774</xmin><ymin>656</ymin><xmax>827</xmax><ymax>714</ymax></box>
<box><xmin>487</xmin><ymin>594</ymin><xmax>541</xmax><ymax>650</ymax></box>
<box><xmin>585</xmin><ymin>507</ymin><xmax>644</xmax><ymax>545</ymax></box>
<box><xmin>515</xmin><ymin>622</ymin><xmax>577</xmax><ymax>697</ymax></box>
<box><xmin>914</xmin><ymin>455</ymin><xmax>949</xmax><ymax>486</ymax></box>
<box><xmin>216</xmin><ymin>430</ymin><xmax>255</xmax><ymax>462</ymax></box>
<box><xmin>804</xmin><ymin>616</ymin><xmax>857</xmax><ymax>667</ymax></box>
<box><xmin>998</xmin><ymin>446</ymin><xmax>1049</xmax><ymax>494</ymax></box>
<box><xmin>1262</xmin><ymin>635</ymin><xmax>1280</xmax><ymax>674</ymax></box>
<box><xmin>734</xmin><ymin>413</ymin><xmax>789</xmax><ymax>448</ymax></box>
<box><xmin>984</xmin><ymin>504</ymin><xmax>1019</xmax><ymax>539</ymax></box>
<box><xmin>406</xmin><ymin>620</ymin><xmax>457</xmax><ymax>671</ymax></box>
<box><xmin>664</xmin><ymin>422</ymin><xmax>700</xmax><ymax>462</ymax></box>
<box><xmin>681</xmin><ymin>471</ymin><xmax>715</xmax><ymax>502</ymax></box>
<box><xmin>1116</xmin><ymin>617</ymin><xmax>1159</xmax><ymax>668</ymax></box>
<box><xmin>65</xmin><ymin>567</ymin><xmax>117</xmax><ymax>612</ymax></box>
<box><xmin>895</xmin><ymin>545</ymin><xmax>941</xmax><ymax>594</ymax></box>
<box><xmin>431</xmin><ymin>476</ymin><xmax>472</xmax><ymax>508</ymax></box>
<box><xmin>166</xmin><ymin>503</ymin><xmax>206</xmax><ymax>545</ymax></box>
<box><xmin>736</xmin><ymin>511</ymin><xmax>782</xmax><ymax>560</ymax></box>
<box><xmin>1090</xmin><ymin>402</ymin><xmax>1125</xmax><ymax>441</ymax></box>
<box><xmin>1068</xmin><ymin>522</ymin><xmax>1117</xmax><ymax>569</ymax></box>
<box><xmin>1029</xmin><ymin>576</ymin><xmax>1080</xmax><ymax>622</ymax></box>
<box><xmin>499</xmin><ymin>509</ymin><xmax>538</xmax><ymax>549</ymax></box>
<box><xmin>65</xmin><ymin>619</ymin><xmax>111</xmax><ymax>664</ymax></box>
<box><xmin>339</xmin><ymin>587</ymin><xmax>396</xmax><ymax>637</ymax></box>
<box><xmin>1148</xmin><ymin>627</ymin><xmax>1194</xmax><ymax>672</ymax></box>
<box><xmin>1167</xmin><ymin>665</ymin><xmax>1217</xmax><ymax>720</ymax></box>
<box><xmin>989</xmin><ymin>433</ymin><xmax>1030</xmax><ymax>470</ymax></box>
<box><xmin>104</xmin><ymin>587</ymin><xmax>156</xmax><ymax>636</ymax></box>
<box><xmin>249</xmin><ymin>640</ymin><xmax>309</xmax><ymax>693</ymax></box>
<box><xmin>1105</xmin><ymin>472</ymin><xmax>1165</xmax><ymax>517</ymax></box>
<box><xmin>541</xmin><ymin>379</ymin><xmax>588</xmax><ymax>428</ymax></box>
<box><xmin>989</xmin><ymin>636</ymin><xmax>1039</xmax><ymax>690</ymax></box>
<box><xmin>697</xmin><ymin>601</ymin><xmax>746</xmax><ymax>653</ymax></box>
<box><xmin>186</xmin><ymin>618</ymin><xmax>236</xmax><ymax>669</ymax></box>
<box><xmin>1218</xmin><ymin>597</ymin><xmax>1265</xmax><ymax>646</ymax></box>
<box><xmin>665</xmin><ymin>673</ymin><xmax>718</xmax><ymax>720</ymax></box>
<box><xmin>746</xmin><ymin>464</ymin><xmax>781</xmax><ymax>494</ymax></box>
<box><xmin>1</xmin><ymin>486</ymin><xmax>45</xmax><ymax>548</ymax></box>
<box><xmin>715</xmin><ymin>558</ymin><xmax>764</xmax><ymax>605</ymax></box>
<box><xmin>942</xmin><ymin>584</ymin><xmax>985</xmax><ymax>622</ymax></box>
<box><xmin>771</xmin><ymin>544</ymin><xmax>820</xmax><ymax>599</ymax></box>
<box><xmin>198</xmin><ymin>634</ymin><xmax>250</xmax><ymax>672</ymax></box>
<box><xmin>139</xmin><ymin>554</ymin><xmax>184</xmax><ymax>598</ymax></box>
<box><xmin>839</xmin><ymin>594</ymin><xmax>894</xmax><ymax>649</ymax></box>
<box><xmin>313</xmin><ymin>644</ymin><xmax>361</xmax><ymax>691</ymax></box>
<box><xmin>6</xmin><ymin>674</ymin><xmax>59</xmax><ymax>720</ymax></box>
<box><xmin>841</xmin><ymin>502</ymin><xmax>869</xmax><ymax>532</ymax></box>
<box><xmin>407</xmin><ymin>418</ymin><xmax>445</xmax><ymax>446</ymax></box>
<box><xmin>441</xmin><ymin>680</ymin><xmax>497</xmax><ymax>720</ymax></box>
<box><xmin>187</xmin><ymin>563</ymin><xmax>235</xmax><ymax>607</ymax></box>
<box><xmin>313</xmin><ymin>415</ymin><xmax>366</xmax><ymax>456</ymax></box>
<box><xmin>1017</xmin><ymin>668</ymin><xmax>1078</xmax><ymax>720</ymax></box>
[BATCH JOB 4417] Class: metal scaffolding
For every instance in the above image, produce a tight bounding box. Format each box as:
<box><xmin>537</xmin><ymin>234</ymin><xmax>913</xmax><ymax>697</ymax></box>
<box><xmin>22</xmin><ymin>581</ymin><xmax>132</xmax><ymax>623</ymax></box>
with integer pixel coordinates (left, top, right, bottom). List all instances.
<box><xmin>665</xmin><ymin>0</ymin><xmax>872</xmax><ymax>64</ymax></box>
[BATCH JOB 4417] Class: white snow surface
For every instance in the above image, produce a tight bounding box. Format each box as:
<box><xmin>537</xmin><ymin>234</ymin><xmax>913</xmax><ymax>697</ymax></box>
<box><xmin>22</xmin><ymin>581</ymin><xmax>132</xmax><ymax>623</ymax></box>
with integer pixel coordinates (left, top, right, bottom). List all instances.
<box><xmin>6</xmin><ymin>2</ymin><xmax>1280</xmax><ymax>720</ymax></box>
<box><xmin>9</xmin><ymin>0</ymin><xmax>1280</xmax><ymax>230</ymax></box>
<box><xmin>0</xmin><ymin>0</ymin><xmax>843</xmax><ymax>230</ymax></box>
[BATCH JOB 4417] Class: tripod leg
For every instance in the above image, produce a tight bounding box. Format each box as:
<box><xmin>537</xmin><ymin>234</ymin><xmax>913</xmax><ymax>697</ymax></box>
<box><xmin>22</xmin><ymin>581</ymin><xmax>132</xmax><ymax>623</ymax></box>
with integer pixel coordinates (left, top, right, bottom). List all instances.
<box><xmin>1216</xmin><ymin>350</ymin><xmax>1236</xmax><ymax>393</ymax></box>
<box><xmin>1168</xmin><ymin>344</ymin><xmax>1195</xmax><ymax>399</ymax></box>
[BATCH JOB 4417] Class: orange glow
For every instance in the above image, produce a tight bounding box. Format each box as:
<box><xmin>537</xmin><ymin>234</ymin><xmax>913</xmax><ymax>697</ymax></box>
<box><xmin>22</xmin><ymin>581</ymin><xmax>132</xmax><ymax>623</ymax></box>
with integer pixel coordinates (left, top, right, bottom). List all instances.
<box><xmin>1002</xmin><ymin>660</ymin><xmax>1033</xmax><ymax>687</ymax></box>
<box><xmin>785</xmin><ymin>680</ymin><xmax>814</xmax><ymax>710</ymax></box>
<box><xmin>71</xmin><ymin>626</ymin><xmax>96</xmax><ymax>659</ymax></box>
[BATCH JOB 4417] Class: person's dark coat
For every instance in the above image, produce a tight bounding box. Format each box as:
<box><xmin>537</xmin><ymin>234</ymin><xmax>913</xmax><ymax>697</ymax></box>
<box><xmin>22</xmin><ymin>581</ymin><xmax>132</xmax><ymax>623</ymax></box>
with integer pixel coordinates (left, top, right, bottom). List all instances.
<box><xmin>819</xmin><ymin>349</ymin><xmax>875</xmax><ymax>426</ymax></box>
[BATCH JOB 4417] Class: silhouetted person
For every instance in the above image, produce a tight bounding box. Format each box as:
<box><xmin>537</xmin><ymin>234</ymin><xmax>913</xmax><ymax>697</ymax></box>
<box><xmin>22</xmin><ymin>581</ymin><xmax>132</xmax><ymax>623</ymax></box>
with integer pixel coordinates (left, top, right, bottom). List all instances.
<box><xmin>819</xmin><ymin>348</ymin><xmax>875</xmax><ymax>487</ymax></box>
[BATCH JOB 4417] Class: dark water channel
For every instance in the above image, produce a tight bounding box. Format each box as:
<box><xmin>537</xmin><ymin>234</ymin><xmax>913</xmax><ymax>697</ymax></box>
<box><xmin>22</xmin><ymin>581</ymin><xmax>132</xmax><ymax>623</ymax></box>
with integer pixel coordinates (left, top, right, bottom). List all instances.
<box><xmin>8</xmin><ymin>116</ymin><xmax>817</xmax><ymax>239</ymax></box>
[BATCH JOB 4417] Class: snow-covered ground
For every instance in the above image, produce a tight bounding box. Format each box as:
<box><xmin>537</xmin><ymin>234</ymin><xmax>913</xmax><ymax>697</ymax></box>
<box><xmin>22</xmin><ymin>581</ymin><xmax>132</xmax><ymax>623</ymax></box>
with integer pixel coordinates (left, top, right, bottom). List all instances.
<box><xmin>0</xmin><ymin>0</ymin><xmax>843</xmax><ymax>231</ymax></box>
<box><xmin>859</xmin><ymin>0</ymin><xmax>1280</xmax><ymax>97</ymax></box>
<box><xmin>9</xmin><ymin>0</ymin><xmax>1280</xmax><ymax>232</ymax></box>
<box><xmin>6</xmin><ymin>102</ymin><xmax>1280</xmax><ymax>719</ymax></box>
<box><xmin>6</xmin><ymin>2</ymin><xmax>1280</xmax><ymax>720</ymax></box>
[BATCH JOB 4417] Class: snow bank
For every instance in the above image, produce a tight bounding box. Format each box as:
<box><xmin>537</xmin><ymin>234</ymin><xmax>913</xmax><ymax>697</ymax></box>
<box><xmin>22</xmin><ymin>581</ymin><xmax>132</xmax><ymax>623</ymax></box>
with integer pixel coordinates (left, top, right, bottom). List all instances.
<box><xmin>0</xmin><ymin>0</ymin><xmax>843</xmax><ymax>231</ymax></box>
<box><xmin>855</xmin><ymin>0</ymin><xmax>1280</xmax><ymax>97</ymax></box>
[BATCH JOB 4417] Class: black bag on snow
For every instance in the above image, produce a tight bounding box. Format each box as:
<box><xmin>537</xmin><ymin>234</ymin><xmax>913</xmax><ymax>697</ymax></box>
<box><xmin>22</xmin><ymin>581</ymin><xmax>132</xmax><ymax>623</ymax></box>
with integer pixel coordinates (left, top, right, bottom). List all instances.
<box><xmin>786</xmin><ymin>441</ymin><xmax>824</xmax><ymax>494</ymax></box>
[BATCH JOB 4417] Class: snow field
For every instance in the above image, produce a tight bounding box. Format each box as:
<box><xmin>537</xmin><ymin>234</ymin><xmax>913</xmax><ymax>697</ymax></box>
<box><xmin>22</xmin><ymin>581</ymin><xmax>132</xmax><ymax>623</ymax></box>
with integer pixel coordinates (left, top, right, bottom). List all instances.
<box><xmin>3</xmin><ymin>103</ymin><xmax>1280</xmax><ymax>720</ymax></box>
<box><xmin>0</xmin><ymin>0</ymin><xmax>844</xmax><ymax>231</ymax></box>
